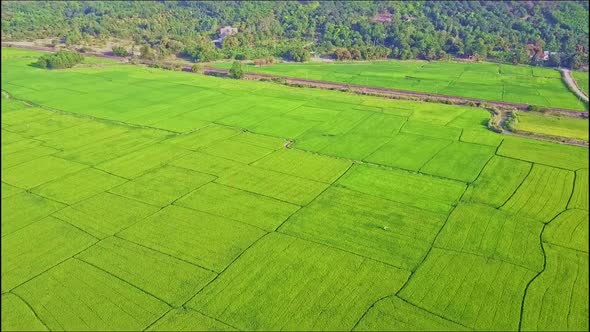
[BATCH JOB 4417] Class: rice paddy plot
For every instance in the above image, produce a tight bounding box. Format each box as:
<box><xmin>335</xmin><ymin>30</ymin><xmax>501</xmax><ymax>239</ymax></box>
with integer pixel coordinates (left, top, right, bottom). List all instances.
<box><xmin>1</xmin><ymin>143</ymin><xmax>59</xmax><ymax>170</ymax></box>
<box><xmin>188</xmin><ymin>233</ymin><xmax>410</xmax><ymax>331</ymax></box>
<box><xmin>434</xmin><ymin>203</ymin><xmax>544</xmax><ymax>272</ymax></box>
<box><xmin>76</xmin><ymin>236</ymin><xmax>217</xmax><ymax>307</ymax></box>
<box><xmin>336</xmin><ymin>164</ymin><xmax>465</xmax><ymax>214</ymax></box>
<box><xmin>514</xmin><ymin>112</ymin><xmax>589</xmax><ymax>141</ymax></box>
<box><xmin>52</xmin><ymin>192</ymin><xmax>160</xmax><ymax>239</ymax></box>
<box><xmin>400</xmin><ymin>121</ymin><xmax>462</xmax><ymax>141</ymax></box>
<box><xmin>1</xmin><ymin>216</ymin><xmax>97</xmax><ymax>292</ymax></box>
<box><xmin>118</xmin><ymin>205</ymin><xmax>266</xmax><ymax>273</ymax></box>
<box><xmin>252</xmin><ymin>149</ymin><xmax>352</xmax><ymax>183</ymax></box>
<box><xmin>501</xmin><ymin>164</ymin><xmax>574</xmax><ymax>222</ymax></box>
<box><xmin>543</xmin><ymin>209</ymin><xmax>589</xmax><ymax>253</ymax></box>
<box><xmin>197</xmin><ymin>139</ymin><xmax>274</xmax><ymax>164</ymax></box>
<box><xmin>320</xmin><ymin>133</ymin><xmax>391</xmax><ymax>160</ymax></box>
<box><xmin>353</xmin><ymin>296</ymin><xmax>468</xmax><ymax>331</ymax></box>
<box><xmin>96</xmin><ymin>143</ymin><xmax>191</xmax><ymax>179</ymax></box>
<box><xmin>175</xmin><ymin>182</ymin><xmax>300</xmax><ymax>232</ymax></box>
<box><xmin>249</xmin><ymin>115</ymin><xmax>320</xmax><ymax>138</ymax></box>
<box><xmin>31</xmin><ymin>168</ymin><xmax>127</xmax><ymax>204</ymax></box>
<box><xmin>461</xmin><ymin>156</ymin><xmax>532</xmax><ymax>207</ymax></box>
<box><xmin>1</xmin><ymin>138</ymin><xmax>46</xmax><ymax>156</ymax></box>
<box><xmin>1</xmin><ymin>293</ymin><xmax>48</xmax><ymax>331</ymax></box>
<box><xmin>169</xmin><ymin>151</ymin><xmax>243</xmax><ymax>177</ymax></box>
<box><xmin>280</xmin><ymin>187</ymin><xmax>447</xmax><ymax>270</ymax></box>
<box><xmin>1</xmin><ymin>182</ymin><xmax>23</xmax><ymax>199</ymax></box>
<box><xmin>56</xmin><ymin>128</ymin><xmax>170</xmax><ymax>166</ymax></box>
<box><xmin>346</xmin><ymin>112</ymin><xmax>406</xmax><ymax>137</ymax></box>
<box><xmin>147</xmin><ymin>308</ymin><xmax>235</xmax><ymax>331</ymax></box>
<box><xmin>283</xmin><ymin>106</ymin><xmax>341</xmax><ymax>122</ymax></box>
<box><xmin>420</xmin><ymin>141</ymin><xmax>495</xmax><ymax>182</ymax></box>
<box><xmin>215</xmin><ymin>165</ymin><xmax>329</xmax><ymax>206</ymax></box>
<box><xmin>164</xmin><ymin>125</ymin><xmax>241</xmax><ymax>151</ymax></box>
<box><xmin>108</xmin><ymin>165</ymin><xmax>215</xmax><ymax>208</ymax></box>
<box><xmin>498</xmin><ymin>136</ymin><xmax>589</xmax><ymax>170</ymax></box>
<box><xmin>521</xmin><ymin>244</ymin><xmax>589</xmax><ymax>331</ymax></box>
<box><xmin>398</xmin><ymin>248</ymin><xmax>536</xmax><ymax>331</ymax></box>
<box><xmin>569</xmin><ymin>168</ymin><xmax>589</xmax><ymax>210</ymax></box>
<box><xmin>303</xmin><ymin>110</ymin><xmax>370</xmax><ymax>136</ymax></box>
<box><xmin>2</xmin><ymin>155</ymin><xmax>87</xmax><ymax>189</ymax></box>
<box><xmin>1</xmin><ymin>192</ymin><xmax>65</xmax><ymax>236</ymax></box>
<box><xmin>364</xmin><ymin>133</ymin><xmax>452</xmax><ymax>171</ymax></box>
<box><xmin>12</xmin><ymin>258</ymin><xmax>170</xmax><ymax>331</ymax></box>
<box><xmin>33</xmin><ymin>121</ymin><xmax>129</xmax><ymax>151</ymax></box>
<box><xmin>226</xmin><ymin>132</ymin><xmax>285</xmax><ymax>150</ymax></box>
<box><xmin>458</xmin><ymin>127</ymin><xmax>504</xmax><ymax>146</ymax></box>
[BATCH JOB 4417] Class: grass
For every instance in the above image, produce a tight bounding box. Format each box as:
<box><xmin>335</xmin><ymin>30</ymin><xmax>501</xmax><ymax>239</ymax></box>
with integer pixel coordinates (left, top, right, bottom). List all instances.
<box><xmin>188</xmin><ymin>232</ymin><xmax>410</xmax><ymax>330</ymax></box>
<box><xmin>398</xmin><ymin>247</ymin><xmax>537</xmax><ymax>331</ymax></box>
<box><xmin>572</xmin><ymin>70</ymin><xmax>589</xmax><ymax>96</ymax></box>
<box><xmin>1</xmin><ymin>47</ymin><xmax>589</xmax><ymax>331</ymax></box>
<box><xmin>212</xmin><ymin>60</ymin><xmax>588</xmax><ymax>111</ymax></box>
<box><xmin>500</xmin><ymin>164</ymin><xmax>574</xmax><ymax>222</ymax></box>
<box><xmin>514</xmin><ymin>111</ymin><xmax>589</xmax><ymax>141</ymax></box>
<box><xmin>521</xmin><ymin>243</ymin><xmax>589</xmax><ymax>331</ymax></box>
<box><xmin>461</xmin><ymin>156</ymin><xmax>532</xmax><ymax>207</ymax></box>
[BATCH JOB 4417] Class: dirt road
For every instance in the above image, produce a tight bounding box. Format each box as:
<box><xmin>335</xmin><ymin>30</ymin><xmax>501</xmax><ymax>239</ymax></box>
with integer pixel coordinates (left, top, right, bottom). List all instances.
<box><xmin>561</xmin><ymin>68</ymin><xmax>589</xmax><ymax>103</ymax></box>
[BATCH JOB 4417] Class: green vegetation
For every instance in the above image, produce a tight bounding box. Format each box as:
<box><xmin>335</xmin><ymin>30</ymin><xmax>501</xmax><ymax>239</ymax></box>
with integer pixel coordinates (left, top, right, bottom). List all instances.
<box><xmin>212</xmin><ymin>60</ymin><xmax>588</xmax><ymax>110</ymax></box>
<box><xmin>229</xmin><ymin>61</ymin><xmax>244</xmax><ymax>79</ymax></box>
<box><xmin>2</xmin><ymin>1</ymin><xmax>588</xmax><ymax>68</ymax></box>
<box><xmin>521</xmin><ymin>244</ymin><xmax>589</xmax><ymax>331</ymax></box>
<box><xmin>1</xmin><ymin>47</ymin><xmax>588</xmax><ymax>331</ymax></box>
<box><xmin>513</xmin><ymin>111</ymin><xmax>589</xmax><ymax>141</ymax></box>
<box><xmin>398</xmin><ymin>248</ymin><xmax>537</xmax><ymax>331</ymax></box>
<box><xmin>35</xmin><ymin>50</ymin><xmax>84</xmax><ymax>69</ymax></box>
<box><xmin>111</xmin><ymin>45</ymin><xmax>129</xmax><ymax>57</ymax></box>
<box><xmin>572</xmin><ymin>70</ymin><xmax>589</xmax><ymax>96</ymax></box>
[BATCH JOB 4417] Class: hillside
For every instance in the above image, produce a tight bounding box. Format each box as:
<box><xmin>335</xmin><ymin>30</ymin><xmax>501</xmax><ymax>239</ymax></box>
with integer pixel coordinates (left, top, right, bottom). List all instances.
<box><xmin>1</xmin><ymin>1</ymin><xmax>589</xmax><ymax>68</ymax></box>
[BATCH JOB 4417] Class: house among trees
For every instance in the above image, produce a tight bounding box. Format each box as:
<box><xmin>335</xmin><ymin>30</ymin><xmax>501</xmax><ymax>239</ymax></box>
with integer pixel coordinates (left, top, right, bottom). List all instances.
<box><xmin>542</xmin><ymin>51</ymin><xmax>559</xmax><ymax>61</ymax></box>
<box><xmin>373</xmin><ymin>12</ymin><xmax>393</xmax><ymax>23</ymax></box>
<box><xmin>213</xmin><ymin>25</ymin><xmax>238</xmax><ymax>47</ymax></box>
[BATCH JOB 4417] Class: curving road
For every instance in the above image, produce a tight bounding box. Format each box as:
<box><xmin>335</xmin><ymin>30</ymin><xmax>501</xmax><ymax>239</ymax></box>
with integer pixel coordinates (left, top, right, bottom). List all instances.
<box><xmin>561</xmin><ymin>69</ymin><xmax>589</xmax><ymax>103</ymax></box>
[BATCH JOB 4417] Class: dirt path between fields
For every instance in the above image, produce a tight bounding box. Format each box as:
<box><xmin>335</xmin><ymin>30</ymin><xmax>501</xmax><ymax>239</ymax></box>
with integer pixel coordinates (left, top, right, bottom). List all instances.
<box><xmin>561</xmin><ymin>69</ymin><xmax>589</xmax><ymax>103</ymax></box>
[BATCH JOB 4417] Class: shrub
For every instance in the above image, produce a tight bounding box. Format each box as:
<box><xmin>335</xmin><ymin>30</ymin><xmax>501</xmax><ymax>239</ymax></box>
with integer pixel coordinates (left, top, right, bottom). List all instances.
<box><xmin>234</xmin><ymin>54</ymin><xmax>246</xmax><ymax>60</ymax></box>
<box><xmin>35</xmin><ymin>50</ymin><xmax>83</xmax><ymax>69</ymax></box>
<box><xmin>112</xmin><ymin>46</ymin><xmax>129</xmax><ymax>57</ymax></box>
<box><xmin>505</xmin><ymin>112</ymin><xmax>519</xmax><ymax>131</ymax></box>
<box><xmin>191</xmin><ymin>64</ymin><xmax>202</xmax><ymax>73</ymax></box>
<box><xmin>528</xmin><ymin>104</ymin><xmax>540</xmax><ymax>112</ymax></box>
<box><xmin>229</xmin><ymin>61</ymin><xmax>244</xmax><ymax>79</ymax></box>
<box><xmin>283</xmin><ymin>47</ymin><xmax>310</xmax><ymax>62</ymax></box>
<box><xmin>465</xmin><ymin>101</ymin><xmax>477</xmax><ymax>107</ymax></box>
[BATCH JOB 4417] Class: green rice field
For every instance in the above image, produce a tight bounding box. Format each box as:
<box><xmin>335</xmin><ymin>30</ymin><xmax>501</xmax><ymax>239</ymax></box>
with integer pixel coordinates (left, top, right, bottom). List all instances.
<box><xmin>1</xmin><ymin>48</ymin><xmax>589</xmax><ymax>331</ymax></box>
<box><xmin>573</xmin><ymin>70</ymin><xmax>589</xmax><ymax>96</ymax></box>
<box><xmin>212</xmin><ymin>60</ymin><xmax>588</xmax><ymax>111</ymax></box>
<box><xmin>514</xmin><ymin>111</ymin><xmax>589</xmax><ymax>141</ymax></box>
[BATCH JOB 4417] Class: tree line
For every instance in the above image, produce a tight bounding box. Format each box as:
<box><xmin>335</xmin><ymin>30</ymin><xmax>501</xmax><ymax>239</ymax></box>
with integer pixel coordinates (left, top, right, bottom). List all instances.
<box><xmin>2</xmin><ymin>1</ymin><xmax>588</xmax><ymax>69</ymax></box>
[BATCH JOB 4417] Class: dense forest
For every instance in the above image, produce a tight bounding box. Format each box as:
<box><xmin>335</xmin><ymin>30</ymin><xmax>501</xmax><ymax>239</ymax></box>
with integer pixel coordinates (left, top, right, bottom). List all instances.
<box><xmin>2</xmin><ymin>1</ymin><xmax>588</xmax><ymax>68</ymax></box>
